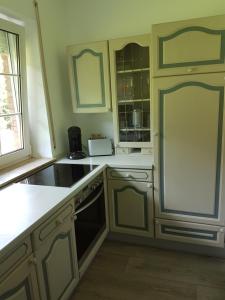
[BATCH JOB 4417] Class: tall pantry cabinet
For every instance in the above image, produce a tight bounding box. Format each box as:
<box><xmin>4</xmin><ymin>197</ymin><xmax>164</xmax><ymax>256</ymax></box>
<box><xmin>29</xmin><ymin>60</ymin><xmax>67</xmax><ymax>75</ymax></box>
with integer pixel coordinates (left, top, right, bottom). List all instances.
<box><xmin>152</xmin><ymin>15</ymin><xmax>225</xmax><ymax>247</ymax></box>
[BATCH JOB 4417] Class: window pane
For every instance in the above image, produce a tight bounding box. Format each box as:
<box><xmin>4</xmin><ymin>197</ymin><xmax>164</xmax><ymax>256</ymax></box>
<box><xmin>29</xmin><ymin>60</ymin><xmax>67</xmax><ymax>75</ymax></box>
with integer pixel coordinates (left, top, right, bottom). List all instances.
<box><xmin>0</xmin><ymin>30</ymin><xmax>18</xmax><ymax>74</ymax></box>
<box><xmin>0</xmin><ymin>75</ymin><xmax>20</xmax><ymax>115</ymax></box>
<box><xmin>0</xmin><ymin>114</ymin><xmax>23</xmax><ymax>155</ymax></box>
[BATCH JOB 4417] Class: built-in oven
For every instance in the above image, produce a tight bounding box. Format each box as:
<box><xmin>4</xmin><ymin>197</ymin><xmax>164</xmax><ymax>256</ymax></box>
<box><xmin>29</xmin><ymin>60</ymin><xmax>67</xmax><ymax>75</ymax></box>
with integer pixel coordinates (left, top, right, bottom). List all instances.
<box><xmin>73</xmin><ymin>174</ymin><xmax>107</xmax><ymax>274</ymax></box>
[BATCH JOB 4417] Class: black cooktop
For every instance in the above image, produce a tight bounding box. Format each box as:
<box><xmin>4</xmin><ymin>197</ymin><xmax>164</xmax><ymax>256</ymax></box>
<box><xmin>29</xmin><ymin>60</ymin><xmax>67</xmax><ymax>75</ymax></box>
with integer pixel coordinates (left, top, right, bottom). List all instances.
<box><xmin>19</xmin><ymin>163</ymin><xmax>97</xmax><ymax>187</ymax></box>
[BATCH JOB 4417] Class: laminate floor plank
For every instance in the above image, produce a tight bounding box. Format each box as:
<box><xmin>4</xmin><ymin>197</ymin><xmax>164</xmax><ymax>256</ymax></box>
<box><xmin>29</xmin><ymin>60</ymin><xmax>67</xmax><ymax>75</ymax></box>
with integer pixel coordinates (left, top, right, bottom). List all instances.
<box><xmin>197</xmin><ymin>285</ymin><xmax>225</xmax><ymax>300</ymax></box>
<box><xmin>70</xmin><ymin>240</ymin><xmax>225</xmax><ymax>300</ymax></box>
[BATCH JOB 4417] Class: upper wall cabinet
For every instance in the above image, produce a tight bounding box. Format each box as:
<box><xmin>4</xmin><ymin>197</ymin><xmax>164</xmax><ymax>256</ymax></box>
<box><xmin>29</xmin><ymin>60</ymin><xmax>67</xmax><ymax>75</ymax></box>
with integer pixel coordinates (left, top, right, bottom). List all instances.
<box><xmin>152</xmin><ymin>15</ymin><xmax>225</xmax><ymax>77</ymax></box>
<box><xmin>109</xmin><ymin>35</ymin><xmax>151</xmax><ymax>151</ymax></box>
<box><xmin>67</xmin><ymin>41</ymin><xmax>111</xmax><ymax>113</ymax></box>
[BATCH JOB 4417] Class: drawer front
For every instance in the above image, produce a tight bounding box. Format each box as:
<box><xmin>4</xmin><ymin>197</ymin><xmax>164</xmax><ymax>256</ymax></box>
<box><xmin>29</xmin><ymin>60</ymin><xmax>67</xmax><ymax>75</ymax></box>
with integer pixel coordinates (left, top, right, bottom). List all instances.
<box><xmin>155</xmin><ymin>219</ymin><xmax>224</xmax><ymax>248</ymax></box>
<box><xmin>0</xmin><ymin>236</ymin><xmax>32</xmax><ymax>280</ymax></box>
<box><xmin>107</xmin><ymin>168</ymin><xmax>152</xmax><ymax>182</ymax></box>
<box><xmin>33</xmin><ymin>201</ymin><xmax>74</xmax><ymax>250</ymax></box>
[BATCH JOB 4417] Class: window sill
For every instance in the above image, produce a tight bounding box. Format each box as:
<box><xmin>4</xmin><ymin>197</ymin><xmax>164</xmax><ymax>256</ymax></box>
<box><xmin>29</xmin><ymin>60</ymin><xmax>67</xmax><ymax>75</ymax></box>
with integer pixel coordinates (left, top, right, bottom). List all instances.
<box><xmin>0</xmin><ymin>157</ymin><xmax>56</xmax><ymax>188</ymax></box>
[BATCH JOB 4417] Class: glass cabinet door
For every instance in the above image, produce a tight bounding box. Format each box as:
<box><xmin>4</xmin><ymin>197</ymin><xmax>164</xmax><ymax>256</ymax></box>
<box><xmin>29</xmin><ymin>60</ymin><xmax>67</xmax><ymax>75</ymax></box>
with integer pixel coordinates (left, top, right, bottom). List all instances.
<box><xmin>112</xmin><ymin>39</ymin><xmax>151</xmax><ymax>146</ymax></box>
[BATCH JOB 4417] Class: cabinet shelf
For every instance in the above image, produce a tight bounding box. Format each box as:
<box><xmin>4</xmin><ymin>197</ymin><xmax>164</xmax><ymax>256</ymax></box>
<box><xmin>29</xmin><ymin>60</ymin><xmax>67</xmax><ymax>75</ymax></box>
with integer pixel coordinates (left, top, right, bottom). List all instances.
<box><xmin>118</xmin><ymin>98</ymin><xmax>150</xmax><ymax>104</ymax></box>
<box><xmin>120</xmin><ymin>128</ymin><xmax>150</xmax><ymax>132</ymax></box>
<box><xmin>117</xmin><ymin>68</ymin><xmax>149</xmax><ymax>74</ymax></box>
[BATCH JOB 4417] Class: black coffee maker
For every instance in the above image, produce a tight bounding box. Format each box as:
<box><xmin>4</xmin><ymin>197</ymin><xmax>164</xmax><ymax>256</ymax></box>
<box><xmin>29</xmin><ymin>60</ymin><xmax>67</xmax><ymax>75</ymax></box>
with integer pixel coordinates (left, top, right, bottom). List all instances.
<box><xmin>68</xmin><ymin>126</ymin><xmax>86</xmax><ymax>160</ymax></box>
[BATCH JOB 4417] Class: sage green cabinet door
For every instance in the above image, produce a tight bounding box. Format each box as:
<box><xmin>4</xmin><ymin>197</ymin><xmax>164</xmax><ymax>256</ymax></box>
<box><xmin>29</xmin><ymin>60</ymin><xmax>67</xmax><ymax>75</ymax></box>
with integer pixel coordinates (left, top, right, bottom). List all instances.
<box><xmin>152</xmin><ymin>15</ymin><xmax>225</xmax><ymax>77</ymax></box>
<box><xmin>35</xmin><ymin>220</ymin><xmax>79</xmax><ymax>300</ymax></box>
<box><xmin>0</xmin><ymin>257</ymin><xmax>40</xmax><ymax>300</ymax></box>
<box><xmin>67</xmin><ymin>41</ymin><xmax>111</xmax><ymax>113</ymax></box>
<box><xmin>108</xmin><ymin>179</ymin><xmax>154</xmax><ymax>237</ymax></box>
<box><xmin>153</xmin><ymin>73</ymin><xmax>225</xmax><ymax>225</ymax></box>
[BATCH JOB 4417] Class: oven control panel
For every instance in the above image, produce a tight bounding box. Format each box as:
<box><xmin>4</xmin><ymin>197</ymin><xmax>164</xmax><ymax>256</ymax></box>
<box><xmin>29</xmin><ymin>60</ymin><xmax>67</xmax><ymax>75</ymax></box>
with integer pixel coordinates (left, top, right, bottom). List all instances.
<box><xmin>74</xmin><ymin>174</ymin><xmax>103</xmax><ymax>208</ymax></box>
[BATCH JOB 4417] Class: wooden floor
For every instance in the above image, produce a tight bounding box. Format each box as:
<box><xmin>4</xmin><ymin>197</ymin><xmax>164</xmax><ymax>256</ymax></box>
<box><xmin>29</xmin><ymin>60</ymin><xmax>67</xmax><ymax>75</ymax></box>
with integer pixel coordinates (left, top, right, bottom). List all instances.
<box><xmin>70</xmin><ymin>240</ymin><xmax>225</xmax><ymax>300</ymax></box>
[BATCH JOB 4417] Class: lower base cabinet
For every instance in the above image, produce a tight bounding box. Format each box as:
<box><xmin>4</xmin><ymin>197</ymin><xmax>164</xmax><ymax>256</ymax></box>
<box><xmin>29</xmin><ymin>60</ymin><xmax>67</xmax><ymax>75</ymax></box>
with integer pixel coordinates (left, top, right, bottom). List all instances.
<box><xmin>34</xmin><ymin>219</ymin><xmax>79</xmax><ymax>300</ymax></box>
<box><xmin>155</xmin><ymin>218</ymin><xmax>225</xmax><ymax>248</ymax></box>
<box><xmin>0</xmin><ymin>256</ymin><xmax>40</xmax><ymax>300</ymax></box>
<box><xmin>108</xmin><ymin>179</ymin><xmax>154</xmax><ymax>237</ymax></box>
<box><xmin>32</xmin><ymin>201</ymin><xmax>79</xmax><ymax>300</ymax></box>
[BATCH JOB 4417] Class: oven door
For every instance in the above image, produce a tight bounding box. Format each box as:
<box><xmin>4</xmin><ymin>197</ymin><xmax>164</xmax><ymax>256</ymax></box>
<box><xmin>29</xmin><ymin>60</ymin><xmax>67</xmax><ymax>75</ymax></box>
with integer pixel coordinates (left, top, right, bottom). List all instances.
<box><xmin>74</xmin><ymin>183</ymin><xmax>106</xmax><ymax>266</ymax></box>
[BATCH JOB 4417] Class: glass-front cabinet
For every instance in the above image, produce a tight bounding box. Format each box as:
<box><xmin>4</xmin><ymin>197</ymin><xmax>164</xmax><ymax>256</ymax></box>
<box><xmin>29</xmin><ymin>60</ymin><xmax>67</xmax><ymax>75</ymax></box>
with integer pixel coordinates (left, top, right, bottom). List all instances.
<box><xmin>109</xmin><ymin>35</ymin><xmax>151</xmax><ymax>153</ymax></box>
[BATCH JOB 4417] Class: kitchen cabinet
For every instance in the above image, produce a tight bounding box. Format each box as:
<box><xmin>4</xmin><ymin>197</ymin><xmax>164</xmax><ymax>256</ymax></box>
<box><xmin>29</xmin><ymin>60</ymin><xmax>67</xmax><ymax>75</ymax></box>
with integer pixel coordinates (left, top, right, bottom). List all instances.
<box><xmin>153</xmin><ymin>72</ymin><xmax>225</xmax><ymax>227</ymax></box>
<box><xmin>152</xmin><ymin>15</ymin><xmax>225</xmax><ymax>77</ymax></box>
<box><xmin>109</xmin><ymin>35</ymin><xmax>152</xmax><ymax>153</ymax></box>
<box><xmin>107</xmin><ymin>168</ymin><xmax>154</xmax><ymax>237</ymax></box>
<box><xmin>0</xmin><ymin>237</ymin><xmax>32</xmax><ymax>281</ymax></box>
<box><xmin>33</xmin><ymin>201</ymin><xmax>79</xmax><ymax>300</ymax></box>
<box><xmin>155</xmin><ymin>218</ymin><xmax>225</xmax><ymax>248</ymax></box>
<box><xmin>67</xmin><ymin>41</ymin><xmax>111</xmax><ymax>113</ymax></box>
<box><xmin>152</xmin><ymin>14</ymin><xmax>225</xmax><ymax>248</ymax></box>
<box><xmin>0</xmin><ymin>236</ymin><xmax>39</xmax><ymax>300</ymax></box>
<box><xmin>0</xmin><ymin>256</ymin><xmax>40</xmax><ymax>300</ymax></box>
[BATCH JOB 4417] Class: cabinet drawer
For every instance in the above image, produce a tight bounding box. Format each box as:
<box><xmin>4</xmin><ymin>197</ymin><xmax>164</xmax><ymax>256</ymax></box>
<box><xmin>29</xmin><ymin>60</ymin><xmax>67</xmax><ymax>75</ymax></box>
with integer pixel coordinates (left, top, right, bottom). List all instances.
<box><xmin>155</xmin><ymin>219</ymin><xmax>224</xmax><ymax>248</ymax></box>
<box><xmin>32</xmin><ymin>201</ymin><xmax>74</xmax><ymax>250</ymax></box>
<box><xmin>107</xmin><ymin>168</ymin><xmax>152</xmax><ymax>182</ymax></box>
<box><xmin>0</xmin><ymin>236</ymin><xmax>32</xmax><ymax>281</ymax></box>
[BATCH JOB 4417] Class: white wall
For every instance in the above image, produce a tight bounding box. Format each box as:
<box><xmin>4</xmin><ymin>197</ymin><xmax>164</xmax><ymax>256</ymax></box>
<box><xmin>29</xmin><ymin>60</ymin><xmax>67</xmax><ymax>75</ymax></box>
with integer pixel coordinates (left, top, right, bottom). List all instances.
<box><xmin>35</xmin><ymin>0</ymin><xmax>74</xmax><ymax>157</ymax></box>
<box><xmin>63</xmin><ymin>0</ymin><xmax>225</xmax><ymax>148</ymax></box>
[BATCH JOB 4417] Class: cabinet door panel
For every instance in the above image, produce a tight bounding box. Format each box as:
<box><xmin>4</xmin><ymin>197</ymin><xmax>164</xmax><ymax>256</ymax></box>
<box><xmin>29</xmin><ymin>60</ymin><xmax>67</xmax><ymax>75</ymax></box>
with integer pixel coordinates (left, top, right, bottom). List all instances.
<box><xmin>153</xmin><ymin>73</ymin><xmax>225</xmax><ymax>225</ymax></box>
<box><xmin>152</xmin><ymin>15</ymin><xmax>225</xmax><ymax>77</ymax></box>
<box><xmin>108</xmin><ymin>179</ymin><xmax>154</xmax><ymax>237</ymax></box>
<box><xmin>67</xmin><ymin>41</ymin><xmax>111</xmax><ymax>113</ymax></box>
<box><xmin>109</xmin><ymin>34</ymin><xmax>152</xmax><ymax>149</ymax></box>
<box><xmin>0</xmin><ymin>257</ymin><xmax>39</xmax><ymax>300</ymax></box>
<box><xmin>36</xmin><ymin>221</ymin><xmax>79</xmax><ymax>300</ymax></box>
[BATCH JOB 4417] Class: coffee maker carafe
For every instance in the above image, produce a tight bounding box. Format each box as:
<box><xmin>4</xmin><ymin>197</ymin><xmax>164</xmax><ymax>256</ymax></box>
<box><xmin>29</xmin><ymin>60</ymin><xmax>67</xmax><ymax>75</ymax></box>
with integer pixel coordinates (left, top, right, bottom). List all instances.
<box><xmin>68</xmin><ymin>126</ymin><xmax>86</xmax><ymax>159</ymax></box>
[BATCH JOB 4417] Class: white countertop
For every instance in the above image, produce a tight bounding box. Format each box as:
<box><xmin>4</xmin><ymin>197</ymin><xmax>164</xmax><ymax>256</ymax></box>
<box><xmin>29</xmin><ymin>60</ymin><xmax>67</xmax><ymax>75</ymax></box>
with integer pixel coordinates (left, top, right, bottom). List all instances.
<box><xmin>0</xmin><ymin>184</ymin><xmax>70</xmax><ymax>256</ymax></box>
<box><xmin>58</xmin><ymin>153</ymin><xmax>154</xmax><ymax>169</ymax></box>
<box><xmin>0</xmin><ymin>164</ymin><xmax>105</xmax><ymax>257</ymax></box>
<box><xmin>0</xmin><ymin>154</ymin><xmax>153</xmax><ymax>257</ymax></box>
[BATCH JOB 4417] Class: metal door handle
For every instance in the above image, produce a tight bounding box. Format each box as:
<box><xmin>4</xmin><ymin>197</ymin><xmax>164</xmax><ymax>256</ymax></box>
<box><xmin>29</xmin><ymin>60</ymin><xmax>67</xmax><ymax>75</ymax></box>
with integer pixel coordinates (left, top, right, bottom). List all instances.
<box><xmin>75</xmin><ymin>186</ymin><xmax>104</xmax><ymax>216</ymax></box>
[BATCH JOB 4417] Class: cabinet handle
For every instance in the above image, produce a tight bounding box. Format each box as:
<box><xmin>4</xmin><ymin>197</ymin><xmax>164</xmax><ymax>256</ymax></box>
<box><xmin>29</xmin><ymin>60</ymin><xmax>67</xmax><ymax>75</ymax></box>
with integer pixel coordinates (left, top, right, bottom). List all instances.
<box><xmin>72</xmin><ymin>212</ymin><xmax>77</xmax><ymax>221</ymax></box>
<box><xmin>154</xmin><ymin>132</ymin><xmax>159</xmax><ymax>137</ymax></box>
<box><xmin>55</xmin><ymin>217</ymin><xmax>63</xmax><ymax>226</ymax></box>
<box><xmin>71</xmin><ymin>212</ymin><xmax>77</xmax><ymax>221</ymax></box>
<box><xmin>28</xmin><ymin>257</ymin><xmax>37</xmax><ymax>265</ymax></box>
<box><xmin>187</xmin><ymin>67</ymin><xmax>195</xmax><ymax>73</ymax></box>
<box><xmin>125</xmin><ymin>174</ymin><xmax>133</xmax><ymax>179</ymax></box>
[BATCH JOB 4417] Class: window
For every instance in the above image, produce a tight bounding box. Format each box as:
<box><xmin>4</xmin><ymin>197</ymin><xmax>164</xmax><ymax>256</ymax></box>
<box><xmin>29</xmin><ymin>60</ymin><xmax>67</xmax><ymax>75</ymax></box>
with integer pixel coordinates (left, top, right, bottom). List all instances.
<box><xmin>0</xmin><ymin>19</ymin><xmax>30</xmax><ymax>167</ymax></box>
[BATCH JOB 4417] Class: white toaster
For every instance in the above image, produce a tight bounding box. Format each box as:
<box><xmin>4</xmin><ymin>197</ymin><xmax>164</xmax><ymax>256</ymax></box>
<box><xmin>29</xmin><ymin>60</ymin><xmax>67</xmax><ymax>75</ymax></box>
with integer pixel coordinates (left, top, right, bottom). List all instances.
<box><xmin>88</xmin><ymin>138</ymin><xmax>113</xmax><ymax>156</ymax></box>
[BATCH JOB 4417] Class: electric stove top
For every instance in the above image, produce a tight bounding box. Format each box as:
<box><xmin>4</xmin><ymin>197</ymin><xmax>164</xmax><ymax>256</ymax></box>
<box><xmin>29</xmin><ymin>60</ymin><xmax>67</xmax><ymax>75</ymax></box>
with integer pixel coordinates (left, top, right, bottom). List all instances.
<box><xmin>19</xmin><ymin>163</ymin><xmax>98</xmax><ymax>187</ymax></box>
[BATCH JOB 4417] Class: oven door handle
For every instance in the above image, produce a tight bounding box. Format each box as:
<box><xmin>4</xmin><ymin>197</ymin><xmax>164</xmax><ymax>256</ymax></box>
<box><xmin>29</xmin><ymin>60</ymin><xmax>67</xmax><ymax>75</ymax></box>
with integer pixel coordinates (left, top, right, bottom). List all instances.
<box><xmin>75</xmin><ymin>186</ymin><xmax>104</xmax><ymax>217</ymax></box>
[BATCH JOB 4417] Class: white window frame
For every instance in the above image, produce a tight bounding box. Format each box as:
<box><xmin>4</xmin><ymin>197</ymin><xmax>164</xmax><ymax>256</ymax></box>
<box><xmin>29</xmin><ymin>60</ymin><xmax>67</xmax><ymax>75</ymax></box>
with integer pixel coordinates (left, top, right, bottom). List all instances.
<box><xmin>0</xmin><ymin>18</ymin><xmax>30</xmax><ymax>168</ymax></box>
